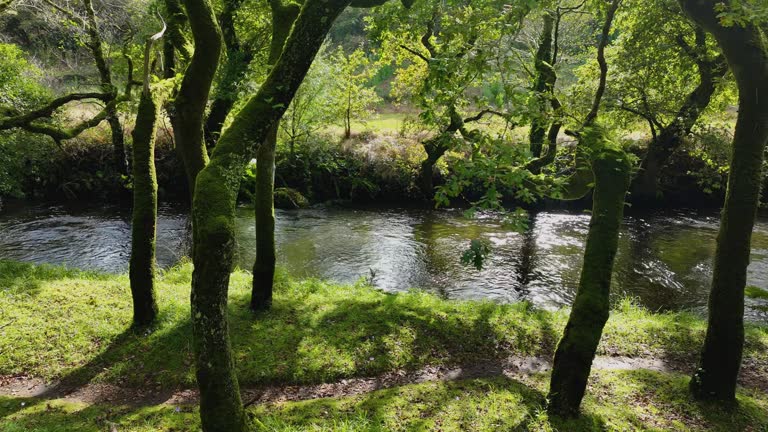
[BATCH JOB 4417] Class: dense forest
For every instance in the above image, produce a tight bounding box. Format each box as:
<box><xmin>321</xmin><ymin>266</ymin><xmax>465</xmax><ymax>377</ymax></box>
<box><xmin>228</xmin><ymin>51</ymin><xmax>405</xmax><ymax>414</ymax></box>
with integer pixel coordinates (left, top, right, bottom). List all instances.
<box><xmin>0</xmin><ymin>0</ymin><xmax>767</xmax><ymax>430</ymax></box>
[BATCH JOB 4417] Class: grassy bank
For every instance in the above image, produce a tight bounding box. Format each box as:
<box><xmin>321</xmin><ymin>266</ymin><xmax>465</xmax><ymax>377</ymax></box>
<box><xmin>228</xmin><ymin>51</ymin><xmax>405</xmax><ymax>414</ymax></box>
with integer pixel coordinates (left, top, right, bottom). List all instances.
<box><xmin>2</xmin><ymin>370</ymin><xmax>768</xmax><ymax>431</ymax></box>
<box><xmin>1</xmin><ymin>260</ymin><xmax>767</xmax><ymax>390</ymax></box>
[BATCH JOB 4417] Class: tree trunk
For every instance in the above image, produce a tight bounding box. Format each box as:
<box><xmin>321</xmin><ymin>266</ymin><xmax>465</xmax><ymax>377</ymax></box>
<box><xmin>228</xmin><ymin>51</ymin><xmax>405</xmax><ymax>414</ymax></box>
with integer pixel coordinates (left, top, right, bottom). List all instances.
<box><xmin>129</xmin><ymin>90</ymin><xmax>160</xmax><ymax>327</ymax></box>
<box><xmin>529</xmin><ymin>12</ymin><xmax>555</xmax><ymax>158</ymax></box>
<box><xmin>418</xmin><ymin>139</ymin><xmax>448</xmax><ymax>198</ymax></box>
<box><xmin>250</xmin><ymin>0</ymin><xmax>300</xmax><ymax>311</ymax></box>
<box><xmin>547</xmin><ymin>147</ymin><xmax>631</xmax><ymax>417</ymax></box>
<box><xmin>191</xmin><ymin>0</ymin><xmax>354</xmax><ymax>429</ymax></box>
<box><xmin>251</xmin><ymin>124</ymin><xmax>278</xmax><ymax>310</ymax></box>
<box><xmin>107</xmin><ymin>108</ymin><xmax>127</xmax><ymax>174</ymax></box>
<box><xmin>173</xmin><ymin>0</ymin><xmax>222</xmax><ymax>199</ymax></box>
<box><xmin>678</xmin><ymin>0</ymin><xmax>768</xmax><ymax>403</ymax></box>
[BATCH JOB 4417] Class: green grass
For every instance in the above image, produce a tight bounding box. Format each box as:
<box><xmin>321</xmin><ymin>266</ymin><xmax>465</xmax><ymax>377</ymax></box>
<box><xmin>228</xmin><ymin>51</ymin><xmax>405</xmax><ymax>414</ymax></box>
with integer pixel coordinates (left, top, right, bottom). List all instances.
<box><xmin>2</xmin><ymin>370</ymin><xmax>767</xmax><ymax>431</ymax></box>
<box><xmin>746</xmin><ymin>285</ymin><xmax>768</xmax><ymax>300</ymax></box>
<box><xmin>1</xmin><ymin>260</ymin><xmax>767</xmax><ymax>390</ymax></box>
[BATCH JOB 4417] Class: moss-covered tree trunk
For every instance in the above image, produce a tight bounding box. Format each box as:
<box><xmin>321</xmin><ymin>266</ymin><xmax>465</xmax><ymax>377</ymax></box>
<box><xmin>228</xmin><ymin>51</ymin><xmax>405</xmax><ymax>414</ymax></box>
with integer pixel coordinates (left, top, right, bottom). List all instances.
<box><xmin>546</xmin><ymin>0</ymin><xmax>623</xmax><ymax>417</ymax></box>
<box><xmin>547</xmin><ymin>146</ymin><xmax>631</xmax><ymax>417</ymax></box>
<box><xmin>129</xmin><ymin>91</ymin><xmax>161</xmax><ymax>327</ymax></box>
<box><xmin>251</xmin><ymin>127</ymin><xmax>277</xmax><ymax>310</ymax></box>
<box><xmin>173</xmin><ymin>0</ymin><xmax>222</xmax><ymax>198</ymax></box>
<box><xmin>251</xmin><ymin>0</ymin><xmax>300</xmax><ymax>311</ymax></box>
<box><xmin>678</xmin><ymin>0</ymin><xmax>768</xmax><ymax>403</ymax></box>
<box><xmin>128</xmin><ymin>21</ymin><xmax>166</xmax><ymax>327</ymax></box>
<box><xmin>190</xmin><ymin>0</ymin><xmax>366</xmax><ymax>428</ymax></box>
<box><xmin>203</xmin><ymin>0</ymin><xmax>252</xmax><ymax>150</ymax></box>
<box><xmin>529</xmin><ymin>12</ymin><xmax>555</xmax><ymax>158</ymax></box>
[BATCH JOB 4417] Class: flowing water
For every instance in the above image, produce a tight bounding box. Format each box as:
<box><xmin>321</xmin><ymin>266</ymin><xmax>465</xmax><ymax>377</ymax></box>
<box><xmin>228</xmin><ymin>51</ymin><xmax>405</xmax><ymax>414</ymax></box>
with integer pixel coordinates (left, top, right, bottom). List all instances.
<box><xmin>1</xmin><ymin>201</ymin><xmax>767</xmax><ymax>318</ymax></box>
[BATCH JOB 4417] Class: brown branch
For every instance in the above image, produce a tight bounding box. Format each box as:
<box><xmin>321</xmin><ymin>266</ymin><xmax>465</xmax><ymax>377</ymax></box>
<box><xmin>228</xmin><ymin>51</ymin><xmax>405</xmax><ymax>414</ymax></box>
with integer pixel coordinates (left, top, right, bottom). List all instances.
<box><xmin>463</xmin><ymin>109</ymin><xmax>508</xmax><ymax>123</ymax></box>
<box><xmin>399</xmin><ymin>44</ymin><xmax>430</xmax><ymax>63</ymax></box>
<box><xmin>0</xmin><ymin>92</ymin><xmax>112</xmax><ymax>130</ymax></box>
<box><xmin>584</xmin><ymin>0</ymin><xmax>621</xmax><ymax>126</ymax></box>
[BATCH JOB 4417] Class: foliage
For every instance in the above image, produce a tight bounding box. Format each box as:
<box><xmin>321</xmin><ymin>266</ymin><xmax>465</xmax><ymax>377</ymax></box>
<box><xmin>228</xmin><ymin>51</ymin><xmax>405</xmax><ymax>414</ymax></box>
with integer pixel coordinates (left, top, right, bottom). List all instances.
<box><xmin>0</xmin><ymin>43</ymin><xmax>49</xmax><ymax>111</ymax></box>
<box><xmin>328</xmin><ymin>46</ymin><xmax>381</xmax><ymax>137</ymax></box>
<box><xmin>271</xmin><ymin>133</ymin><xmax>423</xmax><ymax>202</ymax></box>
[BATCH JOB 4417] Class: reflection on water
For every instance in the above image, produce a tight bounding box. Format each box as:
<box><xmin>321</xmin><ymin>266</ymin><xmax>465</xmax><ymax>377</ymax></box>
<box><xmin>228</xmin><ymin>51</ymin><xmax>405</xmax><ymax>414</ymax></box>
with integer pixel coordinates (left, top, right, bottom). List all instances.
<box><xmin>1</xmin><ymin>201</ymin><xmax>767</xmax><ymax>317</ymax></box>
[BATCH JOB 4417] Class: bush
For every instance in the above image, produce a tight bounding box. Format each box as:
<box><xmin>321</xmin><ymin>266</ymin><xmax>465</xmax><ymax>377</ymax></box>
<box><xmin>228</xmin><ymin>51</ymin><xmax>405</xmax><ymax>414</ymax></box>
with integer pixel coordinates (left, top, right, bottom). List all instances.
<box><xmin>263</xmin><ymin>132</ymin><xmax>424</xmax><ymax>203</ymax></box>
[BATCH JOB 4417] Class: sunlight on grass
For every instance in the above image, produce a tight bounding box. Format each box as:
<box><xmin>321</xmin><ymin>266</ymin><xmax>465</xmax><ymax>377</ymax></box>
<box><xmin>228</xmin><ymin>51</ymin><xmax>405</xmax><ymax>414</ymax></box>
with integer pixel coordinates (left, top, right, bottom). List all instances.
<box><xmin>2</xmin><ymin>370</ymin><xmax>767</xmax><ymax>431</ymax></box>
<box><xmin>0</xmin><ymin>260</ymin><xmax>766</xmax><ymax>391</ymax></box>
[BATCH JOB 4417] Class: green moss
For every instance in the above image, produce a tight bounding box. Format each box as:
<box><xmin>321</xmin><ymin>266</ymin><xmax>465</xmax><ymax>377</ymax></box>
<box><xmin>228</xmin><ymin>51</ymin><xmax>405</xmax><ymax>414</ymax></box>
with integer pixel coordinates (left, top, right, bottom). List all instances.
<box><xmin>274</xmin><ymin>187</ymin><xmax>309</xmax><ymax>209</ymax></box>
<box><xmin>746</xmin><ymin>286</ymin><xmax>768</xmax><ymax>300</ymax></box>
<box><xmin>129</xmin><ymin>90</ymin><xmax>160</xmax><ymax>326</ymax></box>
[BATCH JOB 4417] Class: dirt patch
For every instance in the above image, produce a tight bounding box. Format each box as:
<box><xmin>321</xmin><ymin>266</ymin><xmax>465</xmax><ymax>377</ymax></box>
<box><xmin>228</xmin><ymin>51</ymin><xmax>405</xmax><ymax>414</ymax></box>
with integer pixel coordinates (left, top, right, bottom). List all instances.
<box><xmin>1</xmin><ymin>354</ymin><xmax>764</xmax><ymax>407</ymax></box>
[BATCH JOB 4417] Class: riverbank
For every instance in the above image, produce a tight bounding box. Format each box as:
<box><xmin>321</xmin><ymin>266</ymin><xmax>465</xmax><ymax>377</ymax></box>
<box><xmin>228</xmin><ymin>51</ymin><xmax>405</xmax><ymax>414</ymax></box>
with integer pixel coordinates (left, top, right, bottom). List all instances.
<box><xmin>1</xmin><ymin>260</ymin><xmax>767</xmax><ymax>430</ymax></box>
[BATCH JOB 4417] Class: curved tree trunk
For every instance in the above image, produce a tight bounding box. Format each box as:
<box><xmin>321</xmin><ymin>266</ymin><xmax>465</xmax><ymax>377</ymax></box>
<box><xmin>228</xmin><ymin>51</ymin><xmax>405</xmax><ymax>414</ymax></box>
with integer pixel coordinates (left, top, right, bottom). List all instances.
<box><xmin>82</xmin><ymin>0</ymin><xmax>127</xmax><ymax>175</ymax></box>
<box><xmin>678</xmin><ymin>0</ymin><xmax>768</xmax><ymax>403</ymax></box>
<box><xmin>547</xmin><ymin>146</ymin><xmax>631</xmax><ymax>417</ymax></box>
<box><xmin>190</xmin><ymin>0</ymin><xmax>360</xmax><ymax>429</ymax></box>
<box><xmin>173</xmin><ymin>0</ymin><xmax>222</xmax><ymax>199</ymax></box>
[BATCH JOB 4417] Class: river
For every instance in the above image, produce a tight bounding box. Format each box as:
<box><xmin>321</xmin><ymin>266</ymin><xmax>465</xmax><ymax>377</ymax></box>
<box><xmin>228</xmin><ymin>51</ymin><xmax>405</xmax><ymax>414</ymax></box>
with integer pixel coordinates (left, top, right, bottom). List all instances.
<box><xmin>1</xmin><ymin>201</ymin><xmax>767</xmax><ymax>318</ymax></box>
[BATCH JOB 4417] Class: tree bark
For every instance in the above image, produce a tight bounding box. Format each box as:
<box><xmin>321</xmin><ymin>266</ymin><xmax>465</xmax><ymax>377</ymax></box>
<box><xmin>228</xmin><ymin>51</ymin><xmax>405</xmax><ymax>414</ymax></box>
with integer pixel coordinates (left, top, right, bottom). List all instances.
<box><xmin>251</xmin><ymin>125</ymin><xmax>277</xmax><ymax>310</ymax></box>
<box><xmin>251</xmin><ymin>0</ymin><xmax>300</xmax><ymax>311</ymax></box>
<box><xmin>547</xmin><ymin>146</ymin><xmax>631</xmax><ymax>417</ymax></box>
<box><xmin>529</xmin><ymin>12</ymin><xmax>555</xmax><ymax>158</ymax></box>
<box><xmin>190</xmin><ymin>0</ymin><xmax>363</xmax><ymax>429</ymax></box>
<box><xmin>173</xmin><ymin>0</ymin><xmax>222</xmax><ymax>199</ymax></box>
<box><xmin>678</xmin><ymin>0</ymin><xmax>768</xmax><ymax>403</ymax></box>
<box><xmin>129</xmin><ymin>90</ymin><xmax>160</xmax><ymax>327</ymax></box>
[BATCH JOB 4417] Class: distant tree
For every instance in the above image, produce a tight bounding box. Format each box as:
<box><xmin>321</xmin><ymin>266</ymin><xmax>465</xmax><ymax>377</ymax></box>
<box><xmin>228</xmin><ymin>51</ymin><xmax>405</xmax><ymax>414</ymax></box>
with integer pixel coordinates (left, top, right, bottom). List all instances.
<box><xmin>604</xmin><ymin>0</ymin><xmax>730</xmax><ymax>203</ymax></box>
<box><xmin>329</xmin><ymin>46</ymin><xmax>380</xmax><ymax>139</ymax></box>
<box><xmin>370</xmin><ymin>0</ymin><xmax>527</xmax><ymax>198</ymax></box>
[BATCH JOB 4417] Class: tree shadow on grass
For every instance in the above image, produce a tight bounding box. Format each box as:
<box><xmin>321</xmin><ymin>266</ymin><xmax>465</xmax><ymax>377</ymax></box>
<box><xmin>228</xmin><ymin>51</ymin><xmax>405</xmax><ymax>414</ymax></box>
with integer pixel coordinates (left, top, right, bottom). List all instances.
<box><xmin>587</xmin><ymin>369</ymin><xmax>768</xmax><ymax>432</ymax></box>
<box><xmin>227</xmin><ymin>284</ymin><xmax>561</xmax><ymax>387</ymax></box>
<box><xmin>249</xmin><ymin>376</ymin><xmax>611</xmax><ymax>431</ymax></box>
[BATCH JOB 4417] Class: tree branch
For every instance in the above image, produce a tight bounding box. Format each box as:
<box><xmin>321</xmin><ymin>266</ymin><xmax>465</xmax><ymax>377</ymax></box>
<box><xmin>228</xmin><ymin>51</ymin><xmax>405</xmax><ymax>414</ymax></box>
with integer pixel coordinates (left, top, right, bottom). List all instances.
<box><xmin>0</xmin><ymin>92</ymin><xmax>112</xmax><ymax>130</ymax></box>
<box><xmin>399</xmin><ymin>44</ymin><xmax>430</xmax><ymax>62</ymax></box>
<box><xmin>584</xmin><ymin>0</ymin><xmax>621</xmax><ymax>126</ymax></box>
